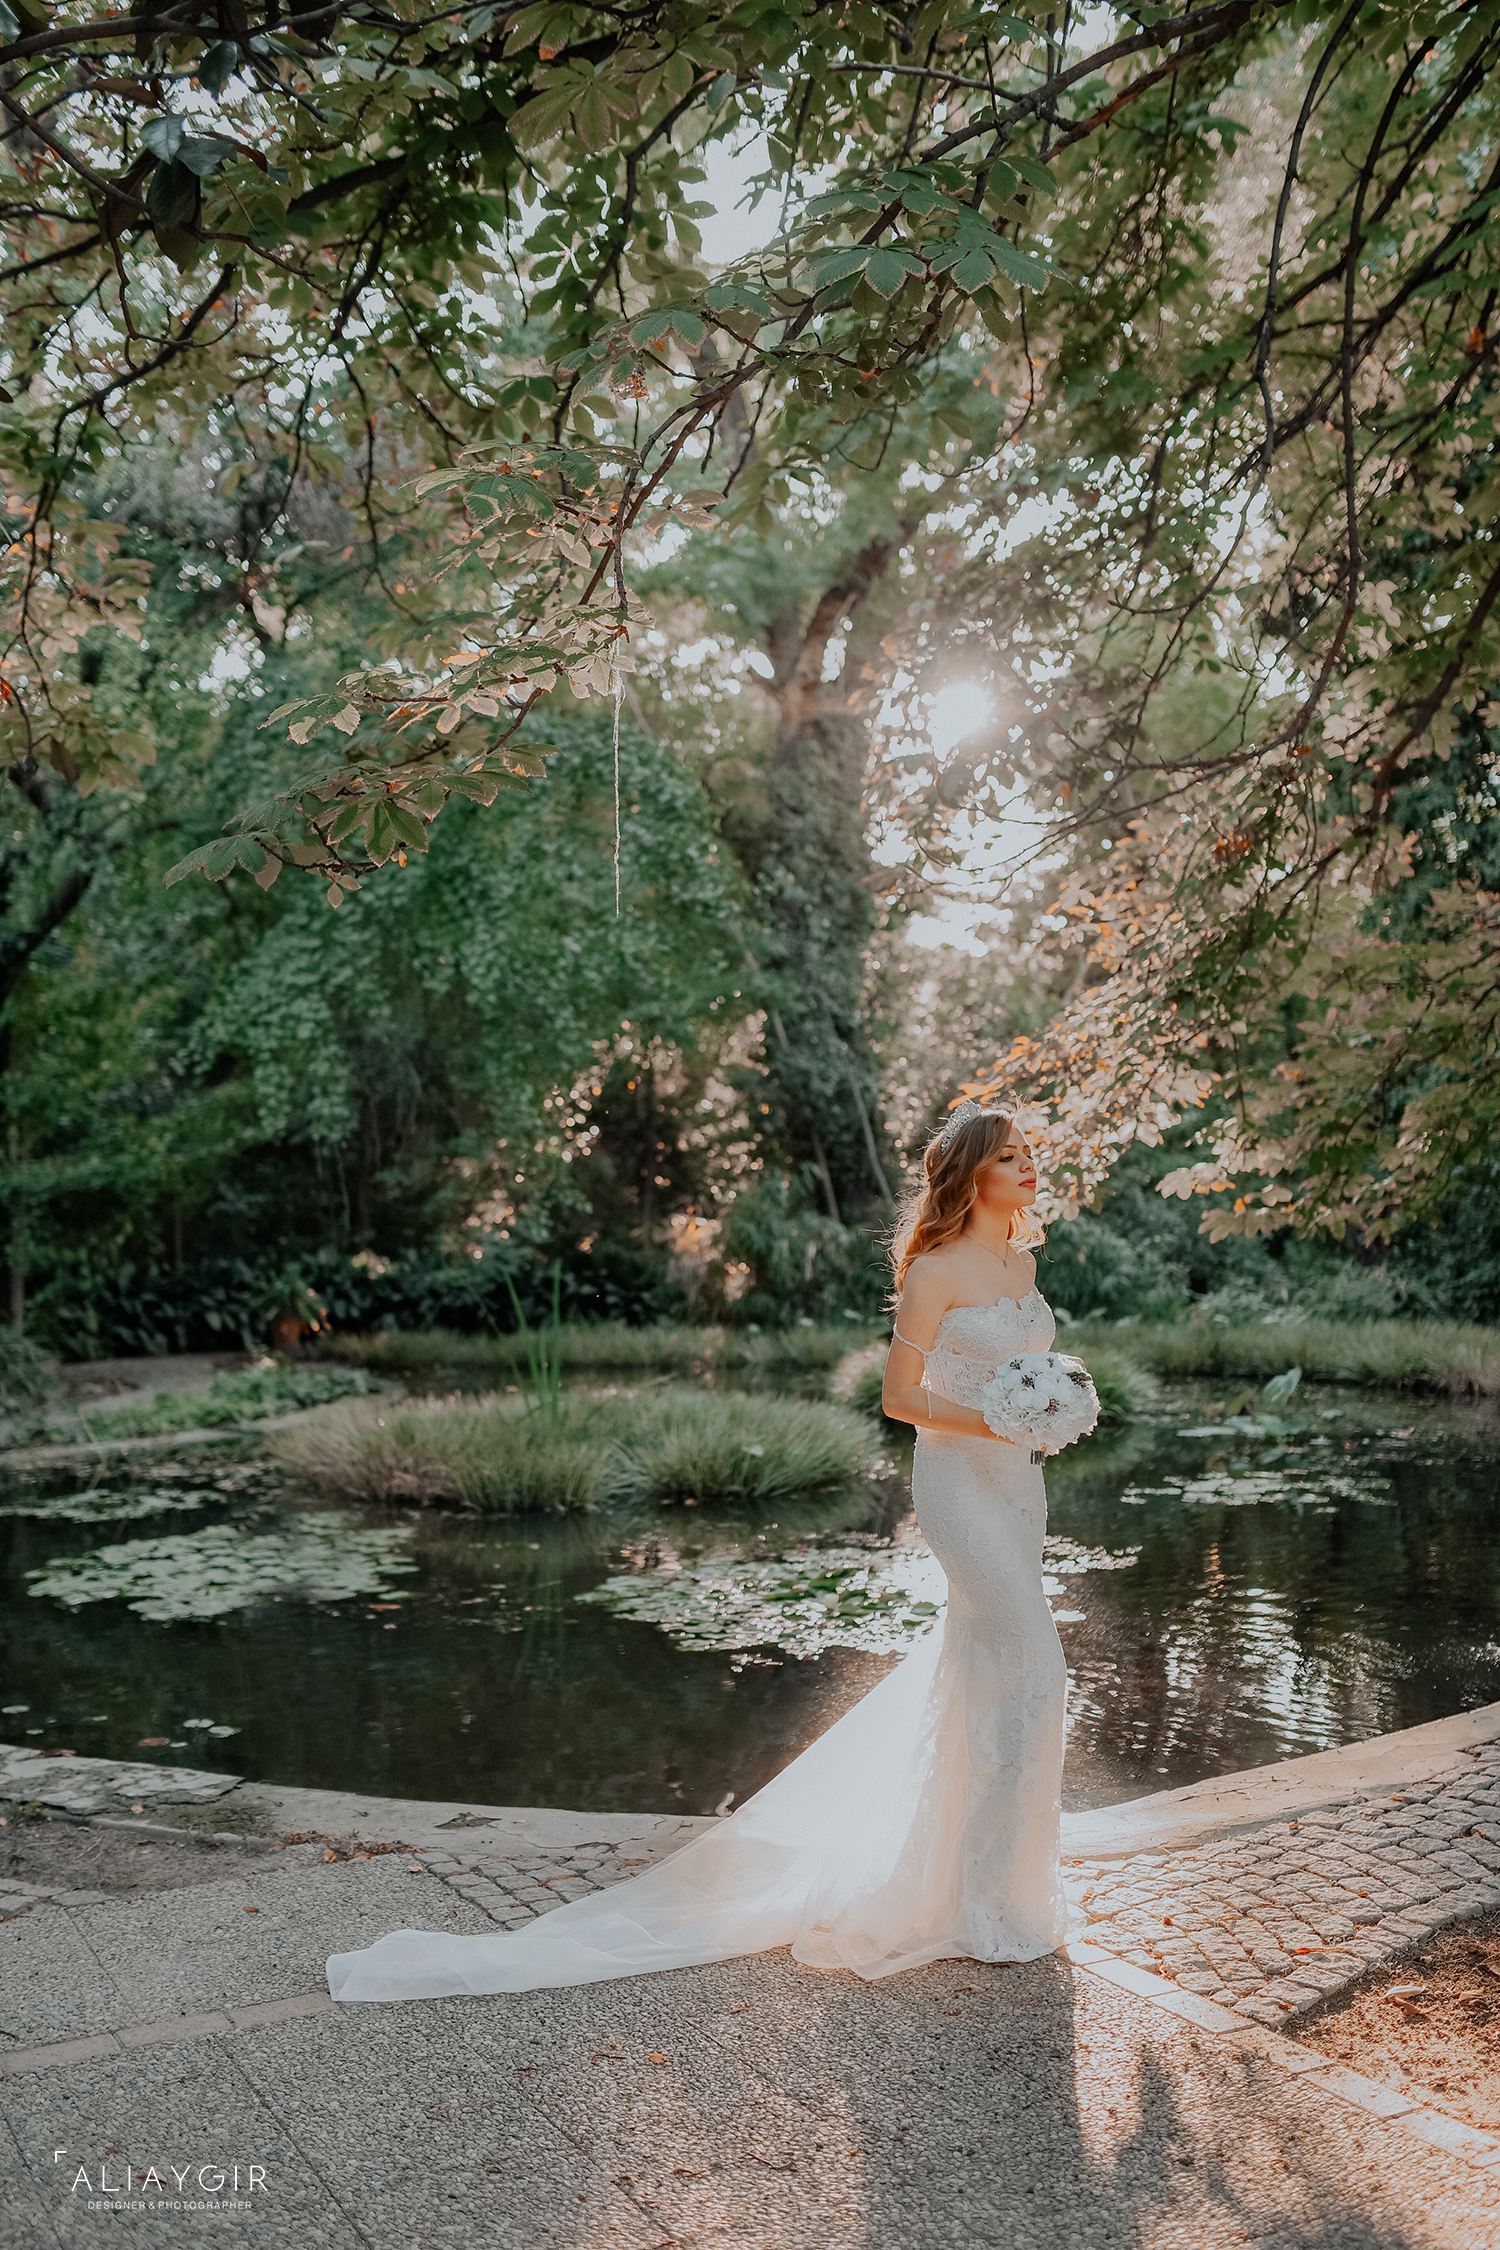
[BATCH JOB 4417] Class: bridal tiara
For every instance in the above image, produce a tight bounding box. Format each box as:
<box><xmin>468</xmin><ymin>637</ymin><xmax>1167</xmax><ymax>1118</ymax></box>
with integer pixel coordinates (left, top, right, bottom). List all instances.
<box><xmin>939</xmin><ymin>1097</ymin><xmax>1000</xmax><ymax>1152</ymax></box>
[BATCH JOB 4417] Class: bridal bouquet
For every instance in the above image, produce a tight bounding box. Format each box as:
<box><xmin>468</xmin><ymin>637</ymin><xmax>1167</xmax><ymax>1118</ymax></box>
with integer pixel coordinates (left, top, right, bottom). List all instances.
<box><xmin>980</xmin><ymin>1353</ymin><xmax>1100</xmax><ymax>1456</ymax></box>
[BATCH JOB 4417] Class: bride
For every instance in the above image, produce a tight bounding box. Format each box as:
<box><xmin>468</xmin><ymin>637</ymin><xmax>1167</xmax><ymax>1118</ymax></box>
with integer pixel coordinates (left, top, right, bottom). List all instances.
<box><xmin>327</xmin><ymin>1100</ymin><xmax>1069</xmax><ymax>2002</ymax></box>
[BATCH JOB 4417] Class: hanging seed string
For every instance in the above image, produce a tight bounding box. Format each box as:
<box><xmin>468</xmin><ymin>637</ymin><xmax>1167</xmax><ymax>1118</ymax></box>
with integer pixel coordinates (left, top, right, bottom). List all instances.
<box><xmin>612</xmin><ymin>668</ymin><xmax>623</xmax><ymax>917</ymax></box>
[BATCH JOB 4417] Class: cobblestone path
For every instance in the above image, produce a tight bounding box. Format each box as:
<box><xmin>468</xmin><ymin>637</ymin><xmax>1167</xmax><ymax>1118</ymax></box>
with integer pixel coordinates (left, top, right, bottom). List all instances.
<box><xmin>410</xmin><ymin>1835</ymin><xmax>640</xmax><ymax>1925</ymax></box>
<box><xmin>1066</xmin><ymin>1739</ymin><xmax>1500</xmax><ymax>2026</ymax></box>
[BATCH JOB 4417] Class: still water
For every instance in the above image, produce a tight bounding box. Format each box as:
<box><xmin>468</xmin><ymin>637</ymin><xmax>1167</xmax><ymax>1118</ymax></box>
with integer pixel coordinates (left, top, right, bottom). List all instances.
<box><xmin>3</xmin><ymin>1378</ymin><xmax>1498</xmax><ymax>1817</ymax></box>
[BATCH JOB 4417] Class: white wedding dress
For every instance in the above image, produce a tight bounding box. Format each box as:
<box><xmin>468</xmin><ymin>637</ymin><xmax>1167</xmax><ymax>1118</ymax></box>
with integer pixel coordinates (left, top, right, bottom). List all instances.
<box><xmin>327</xmin><ymin>1290</ymin><xmax>1069</xmax><ymax>2002</ymax></box>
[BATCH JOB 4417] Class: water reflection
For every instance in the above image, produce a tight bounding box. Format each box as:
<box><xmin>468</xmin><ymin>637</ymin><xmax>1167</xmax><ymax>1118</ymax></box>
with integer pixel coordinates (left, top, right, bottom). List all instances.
<box><xmin>1045</xmin><ymin>1384</ymin><xmax>1500</xmax><ymax>1805</ymax></box>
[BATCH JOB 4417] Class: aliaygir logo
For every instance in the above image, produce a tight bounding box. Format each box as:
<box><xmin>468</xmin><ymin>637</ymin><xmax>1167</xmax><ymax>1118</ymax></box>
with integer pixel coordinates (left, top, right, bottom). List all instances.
<box><xmin>56</xmin><ymin>2148</ymin><xmax>268</xmax><ymax>2211</ymax></box>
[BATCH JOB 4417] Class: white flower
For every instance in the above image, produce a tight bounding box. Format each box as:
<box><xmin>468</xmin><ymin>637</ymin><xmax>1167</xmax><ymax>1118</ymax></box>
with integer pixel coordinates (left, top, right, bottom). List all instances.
<box><xmin>980</xmin><ymin>1353</ymin><xmax>1100</xmax><ymax>1456</ymax></box>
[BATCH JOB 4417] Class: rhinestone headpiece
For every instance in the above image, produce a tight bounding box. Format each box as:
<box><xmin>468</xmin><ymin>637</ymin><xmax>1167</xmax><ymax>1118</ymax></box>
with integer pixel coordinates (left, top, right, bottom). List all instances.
<box><xmin>939</xmin><ymin>1097</ymin><xmax>989</xmax><ymax>1152</ymax></box>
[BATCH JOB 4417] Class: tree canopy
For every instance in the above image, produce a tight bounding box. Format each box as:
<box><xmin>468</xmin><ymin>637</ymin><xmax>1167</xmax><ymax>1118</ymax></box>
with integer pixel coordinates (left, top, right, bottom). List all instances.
<box><xmin>5</xmin><ymin>0</ymin><xmax>1500</xmax><ymax>1249</ymax></box>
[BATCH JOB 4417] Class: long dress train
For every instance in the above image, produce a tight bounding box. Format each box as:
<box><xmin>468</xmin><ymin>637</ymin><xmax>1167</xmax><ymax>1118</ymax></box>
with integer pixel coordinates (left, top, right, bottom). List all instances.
<box><xmin>327</xmin><ymin>1290</ymin><xmax>1069</xmax><ymax>2001</ymax></box>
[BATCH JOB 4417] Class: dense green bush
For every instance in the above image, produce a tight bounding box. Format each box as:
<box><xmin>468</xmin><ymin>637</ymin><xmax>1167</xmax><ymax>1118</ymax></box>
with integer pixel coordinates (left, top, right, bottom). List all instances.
<box><xmin>27</xmin><ymin>1246</ymin><xmax>682</xmax><ymax>1362</ymax></box>
<box><xmin>829</xmin><ymin>1338</ymin><xmax>1154</xmax><ymax>1428</ymax></box>
<box><xmin>721</xmin><ymin>1170</ymin><xmax>889</xmax><ymax>1327</ymax></box>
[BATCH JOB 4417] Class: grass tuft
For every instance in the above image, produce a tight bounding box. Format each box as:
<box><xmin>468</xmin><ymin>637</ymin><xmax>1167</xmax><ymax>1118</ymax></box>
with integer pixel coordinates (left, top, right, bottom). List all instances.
<box><xmin>273</xmin><ymin>1386</ymin><xmax>879</xmax><ymax>1515</ymax></box>
<box><xmin>613</xmin><ymin>1390</ymin><xmax>873</xmax><ymax>1507</ymax></box>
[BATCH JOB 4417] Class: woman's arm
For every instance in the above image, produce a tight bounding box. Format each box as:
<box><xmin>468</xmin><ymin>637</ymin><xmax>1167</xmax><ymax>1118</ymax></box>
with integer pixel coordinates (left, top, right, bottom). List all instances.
<box><xmin>881</xmin><ymin>1262</ymin><xmax>1015</xmax><ymax>1441</ymax></box>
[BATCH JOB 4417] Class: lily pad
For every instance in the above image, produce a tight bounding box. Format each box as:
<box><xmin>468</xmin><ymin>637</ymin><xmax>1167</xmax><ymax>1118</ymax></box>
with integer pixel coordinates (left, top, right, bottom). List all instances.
<box><xmin>580</xmin><ymin>1540</ymin><xmax>945</xmax><ymax>1659</ymax></box>
<box><xmin>1120</xmin><ymin>1467</ymin><xmax>1391</xmax><ymax>1509</ymax></box>
<box><xmin>0</xmin><ymin>1486</ymin><xmax>221</xmax><ymax>1524</ymax></box>
<box><xmin>578</xmin><ymin>1531</ymin><xmax>1141</xmax><ymax>1661</ymax></box>
<box><xmin>25</xmin><ymin>1513</ymin><xmax>417</xmax><ymax>1621</ymax></box>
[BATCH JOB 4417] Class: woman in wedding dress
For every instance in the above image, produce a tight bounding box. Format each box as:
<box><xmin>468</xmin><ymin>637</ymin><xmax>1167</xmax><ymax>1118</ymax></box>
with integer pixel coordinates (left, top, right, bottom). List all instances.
<box><xmin>327</xmin><ymin>1101</ymin><xmax>1068</xmax><ymax>2002</ymax></box>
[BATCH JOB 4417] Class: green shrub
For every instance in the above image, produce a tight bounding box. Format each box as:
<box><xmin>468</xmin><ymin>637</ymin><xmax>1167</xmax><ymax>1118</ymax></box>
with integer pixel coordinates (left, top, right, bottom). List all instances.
<box><xmin>0</xmin><ymin>1327</ymin><xmax>49</xmax><ymax>1410</ymax></box>
<box><xmin>830</xmin><ymin>1340</ymin><xmax>889</xmax><ymax>1416</ymax></box>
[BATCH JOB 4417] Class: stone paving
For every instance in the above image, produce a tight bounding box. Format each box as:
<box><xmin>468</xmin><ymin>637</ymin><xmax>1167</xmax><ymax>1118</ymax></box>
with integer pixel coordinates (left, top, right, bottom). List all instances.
<box><xmin>409</xmin><ymin>1836</ymin><xmax>638</xmax><ymax>1924</ymax></box>
<box><xmin>1068</xmin><ymin>1737</ymin><xmax>1500</xmax><ymax>2027</ymax></box>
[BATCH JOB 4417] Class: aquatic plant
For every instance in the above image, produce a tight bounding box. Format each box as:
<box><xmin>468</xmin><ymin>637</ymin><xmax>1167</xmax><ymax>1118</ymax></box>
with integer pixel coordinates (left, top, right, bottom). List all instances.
<box><xmin>0</xmin><ymin>1486</ymin><xmax>223</xmax><ymax>1523</ymax></box>
<box><xmin>25</xmin><ymin>1514</ymin><xmax>416</xmax><ymax>1621</ymax></box>
<box><xmin>67</xmin><ymin>1363</ymin><xmax>373</xmax><ymax>1445</ymax></box>
<box><xmin>505</xmin><ymin>1261</ymin><xmax>565</xmax><ymax>1424</ymax></box>
<box><xmin>1118</xmin><ymin>1466</ymin><xmax>1393</xmax><ymax>1510</ymax></box>
<box><xmin>579</xmin><ymin>1541</ymin><xmax>946</xmax><ymax>1659</ymax></box>
<box><xmin>580</xmin><ymin>1531</ymin><xmax>1140</xmax><ymax>1661</ymax></box>
<box><xmin>274</xmin><ymin>1387</ymin><xmax>880</xmax><ymax>1515</ymax></box>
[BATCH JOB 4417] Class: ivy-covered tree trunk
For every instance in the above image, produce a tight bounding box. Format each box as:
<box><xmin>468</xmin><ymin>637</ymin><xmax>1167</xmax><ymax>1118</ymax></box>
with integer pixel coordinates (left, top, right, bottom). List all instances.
<box><xmin>727</xmin><ymin>536</ymin><xmax>901</xmax><ymax>1224</ymax></box>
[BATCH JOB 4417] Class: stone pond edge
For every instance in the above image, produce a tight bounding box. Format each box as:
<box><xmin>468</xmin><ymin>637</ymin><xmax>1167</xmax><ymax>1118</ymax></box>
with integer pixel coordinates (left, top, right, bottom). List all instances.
<box><xmin>9</xmin><ymin>1695</ymin><xmax>1500</xmax><ymax>1856</ymax></box>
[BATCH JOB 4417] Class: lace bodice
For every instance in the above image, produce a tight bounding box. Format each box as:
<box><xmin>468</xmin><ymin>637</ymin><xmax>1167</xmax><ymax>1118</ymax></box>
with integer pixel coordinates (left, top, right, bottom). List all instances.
<box><xmin>925</xmin><ymin>1289</ymin><xmax>1057</xmax><ymax>1410</ymax></box>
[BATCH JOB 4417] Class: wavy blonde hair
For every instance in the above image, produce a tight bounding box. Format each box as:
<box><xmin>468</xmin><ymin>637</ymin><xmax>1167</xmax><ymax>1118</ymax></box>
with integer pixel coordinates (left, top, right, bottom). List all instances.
<box><xmin>890</xmin><ymin>1106</ymin><xmax>1045</xmax><ymax>1294</ymax></box>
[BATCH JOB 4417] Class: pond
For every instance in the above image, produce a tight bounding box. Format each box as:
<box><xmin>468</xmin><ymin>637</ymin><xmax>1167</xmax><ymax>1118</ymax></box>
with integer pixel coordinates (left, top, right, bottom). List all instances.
<box><xmin>4</xmin><ymin>1375</ymin><xmax>1500</xmax><ymax>1819</ymax></box>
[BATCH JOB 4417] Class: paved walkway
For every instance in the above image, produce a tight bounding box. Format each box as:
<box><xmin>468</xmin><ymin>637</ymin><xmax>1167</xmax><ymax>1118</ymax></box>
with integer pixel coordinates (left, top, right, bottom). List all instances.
<box><xmin>5</xmin><ymin>1852</ymin><xmax>1500</xmax><ymax>2247</ymax></box>
<box><xmin>7</xmin><ymin>1721</ymin><xmax>1500</xmax><ymax>2243</ymax></box>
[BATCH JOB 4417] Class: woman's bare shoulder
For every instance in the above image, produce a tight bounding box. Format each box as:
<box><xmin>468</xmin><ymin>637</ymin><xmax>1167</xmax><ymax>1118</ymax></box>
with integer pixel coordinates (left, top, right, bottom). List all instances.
<box><xmin>901</xmin><ymin>1248</ymin><xmax>967</xmax><ymax>1299</ymax></box>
